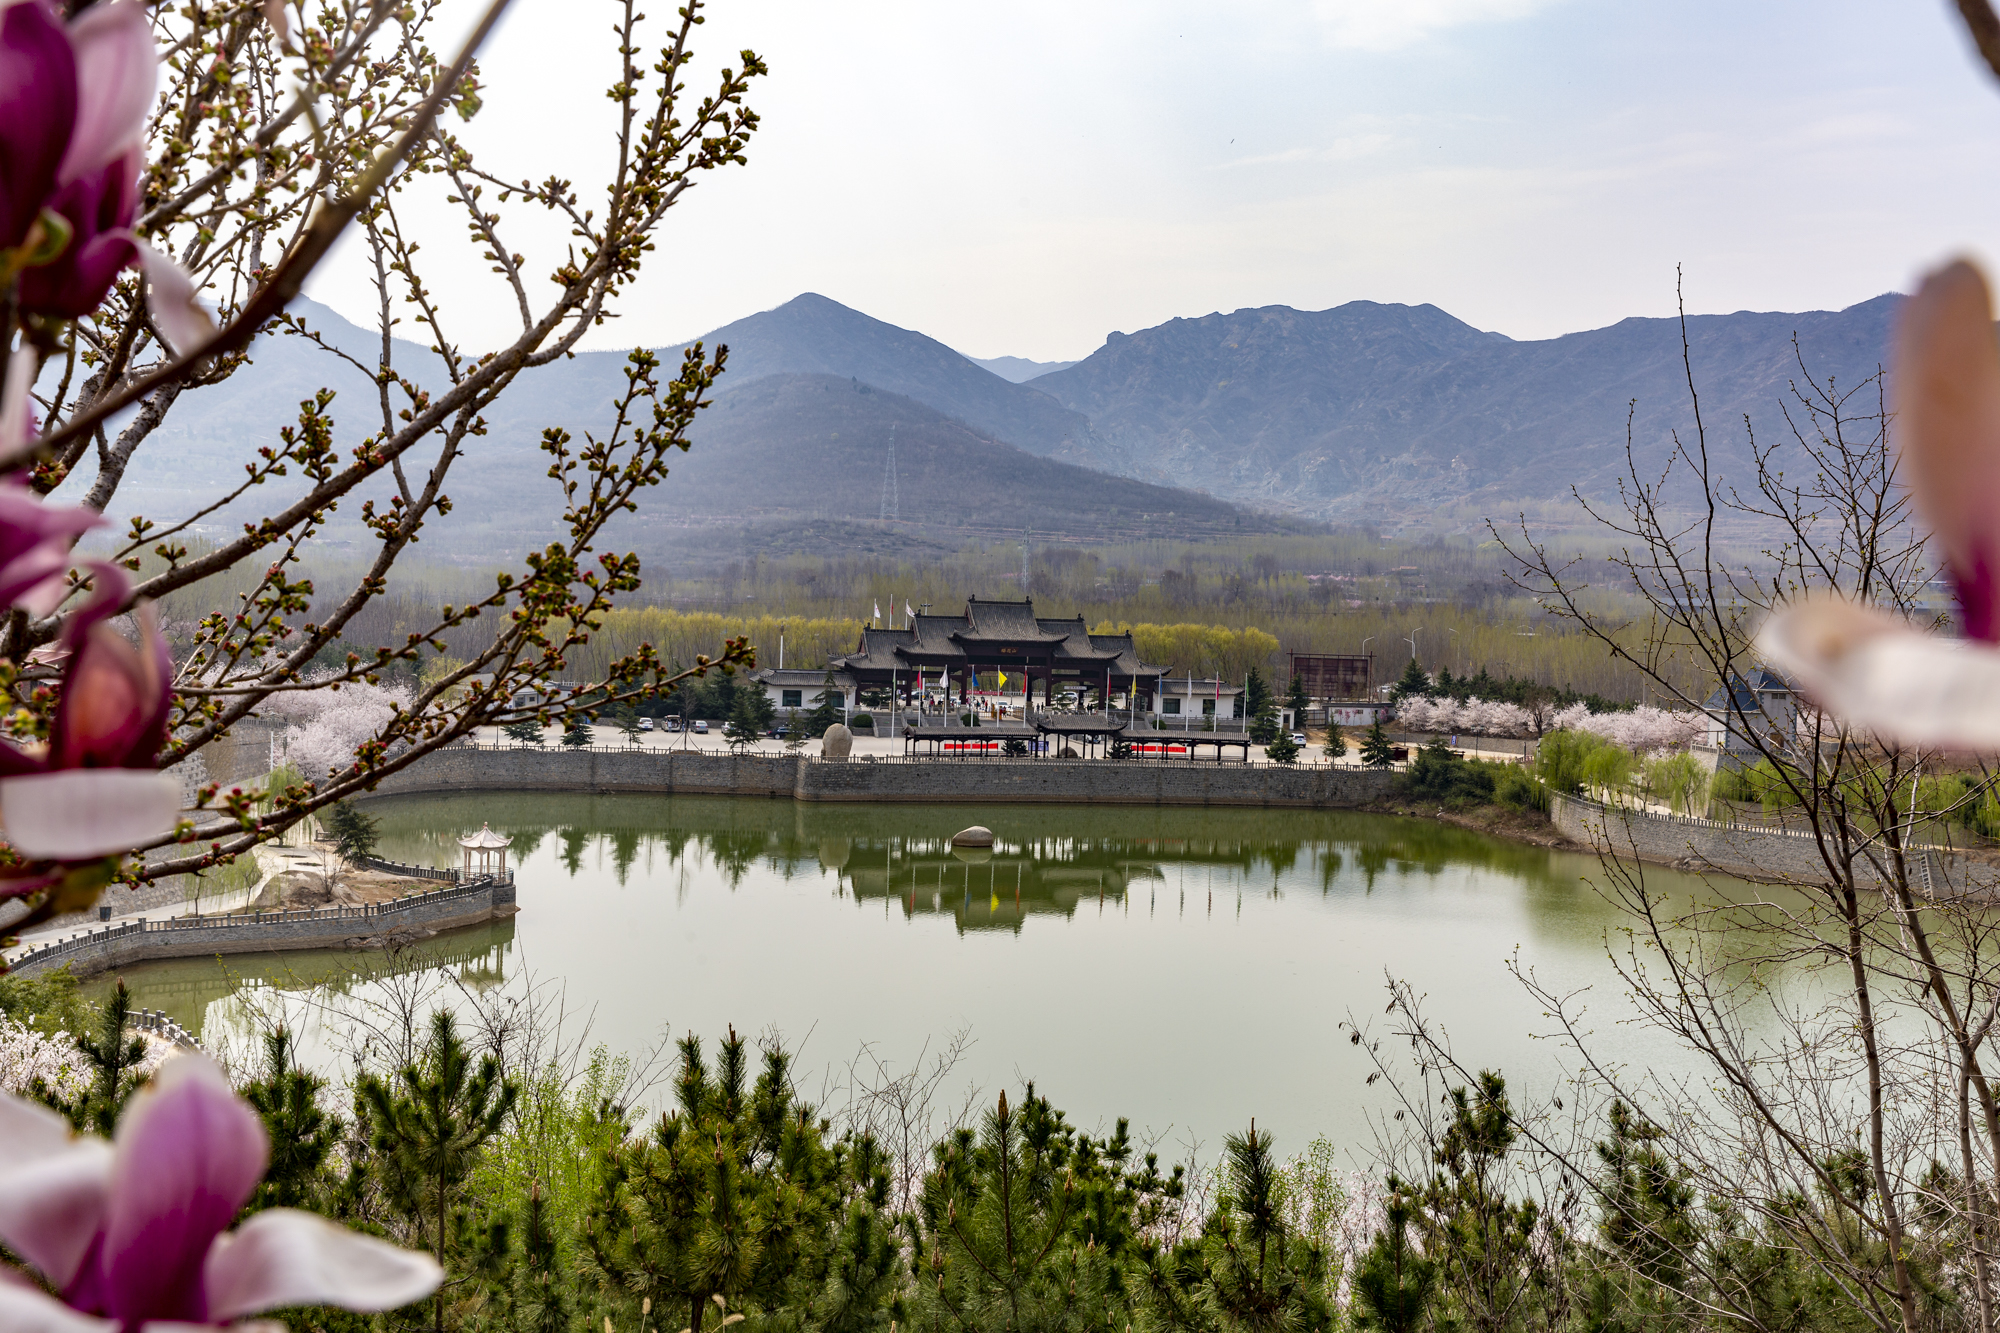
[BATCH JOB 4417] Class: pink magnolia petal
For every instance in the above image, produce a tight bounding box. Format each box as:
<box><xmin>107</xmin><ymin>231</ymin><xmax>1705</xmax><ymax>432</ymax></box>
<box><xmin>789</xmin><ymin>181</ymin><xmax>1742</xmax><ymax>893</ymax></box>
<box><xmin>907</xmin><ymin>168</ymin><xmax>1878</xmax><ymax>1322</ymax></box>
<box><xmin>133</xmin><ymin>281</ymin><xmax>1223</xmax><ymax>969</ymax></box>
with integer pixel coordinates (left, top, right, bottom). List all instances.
<box><xmin>0</xmin><ymin>1089</ymin><xmax>83</xmax><ymax>1168</ymax></box>
<box><xmin>1755</xmin><ymin>597</ymin><xmax>2000</xmax><ymax>750</ymax></box>
<box><xmin>0</xmin><ymin>0</ymin><xmax>77</xmax><ymax>248</ymax></box>
<box><xmin>6</xmin><ymin>560</ymin><xmax>74</xmax><ymax>618</ymax></box>
<box><xmin>203</xmin><ymin>1209</ymin><xmax>443</xmax><ymax>1320</ymax></box>
<box><xmin>1894</xmin><ymin>259</ymin><xmax>2000</xmax><ymax>642</ymax></box>
<box><xmin>132</xmin><ymin>241</ymin><xmax>213</xmax><ymax>357</ymax></box>
<box><xmin>0</xmin><ymin>769</ymin><xmax>180</xmax><ymax>859</ymax></box>
<box><xmin>57</xmin><ymin>1</ymin><xmax>156</xmax><ymax>186</ymax></box>
<box><xmin>0</xmin><ymin>1133</ymin><xmax>113</xmax><ymax>1292</ymax></box>
<box><xmin>0</xmin><ymin>479</ymin><xmax>102</xmax><ymax>564</ymax></box>
<box><xmin>103</xmin><ymin>1055</ymin><xmax>268</xmax><ymax>1324</ymax></box>
<box><xmin>0</xmin><ymin>1279</ymin><xmax>117</xmax><ymax>1333</ymax></box>
<box><xmin>50</xmin><ymin>565</ymin><xmax>172</xmax><ymax>772</ymax></box>
<box><xmin>0</xmin><ymin>345</ymin><xmax>35</xmax><ymax>462</ymax></box>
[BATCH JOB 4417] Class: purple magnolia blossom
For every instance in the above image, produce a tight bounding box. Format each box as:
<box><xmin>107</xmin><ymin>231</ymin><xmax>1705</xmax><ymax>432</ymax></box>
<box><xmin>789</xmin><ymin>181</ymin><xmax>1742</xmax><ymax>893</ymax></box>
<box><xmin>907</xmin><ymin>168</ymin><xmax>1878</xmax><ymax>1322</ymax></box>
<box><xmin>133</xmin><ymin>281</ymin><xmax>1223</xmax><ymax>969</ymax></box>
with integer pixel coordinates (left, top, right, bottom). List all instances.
<box><xmin>0</xmin><ymin>1</ymin><xmax>75</xmax><ymax>252</ymax></box>
<box><xmin>0</xmin><ymin>563</ymin><xmax>181</xmax><ymax>862</ymax></box>
<box><xmin>49</xmin><ymin>562</ymin><xmax>173</xmax><ymax>771</ymax></box>
<box><xmin>17</xmin><ymin>145</ymin><xmax>140</xmax><ymax>320</ymax></box>
<box><xmin>0</xmin><ymin>0</ymin><xmax>203</xmax><ymax>355</ymax></box>
<box><xmin>0</xmin><ymin>477</ymin><xmax>102</xmax><ymax>615</ymax></box>
<box><xmin>0</xmin><ymin>1054</ymin><xmax>441</xmax><ymax>1331</ymax></box>
<box><xmin>1758</xmin><ymin>258</ymin><xmax>2000</xmax><ymax>749</ymax></box>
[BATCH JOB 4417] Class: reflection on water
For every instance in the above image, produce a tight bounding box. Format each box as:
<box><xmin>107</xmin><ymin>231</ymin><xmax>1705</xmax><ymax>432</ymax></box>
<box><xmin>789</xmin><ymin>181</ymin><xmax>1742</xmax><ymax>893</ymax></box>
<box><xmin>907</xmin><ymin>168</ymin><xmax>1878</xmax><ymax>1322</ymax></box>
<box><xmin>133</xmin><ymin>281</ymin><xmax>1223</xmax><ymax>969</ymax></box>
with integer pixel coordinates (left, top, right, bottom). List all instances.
<box><xmin>93</xmin><ymin>793</ymin><xmax>1792</xmax><ymax>1148</ymax></box>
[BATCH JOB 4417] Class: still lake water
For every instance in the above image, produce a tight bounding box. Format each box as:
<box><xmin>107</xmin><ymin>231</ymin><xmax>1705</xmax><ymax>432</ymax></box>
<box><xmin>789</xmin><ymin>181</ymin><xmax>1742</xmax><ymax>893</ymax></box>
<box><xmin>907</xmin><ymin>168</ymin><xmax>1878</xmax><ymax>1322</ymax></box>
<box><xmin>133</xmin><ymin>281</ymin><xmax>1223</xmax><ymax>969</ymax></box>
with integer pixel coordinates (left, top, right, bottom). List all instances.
<box><xmin>101</xmin><ymin>793</ymin><xmax>1790</xmax><ymax>1153</ymax></box>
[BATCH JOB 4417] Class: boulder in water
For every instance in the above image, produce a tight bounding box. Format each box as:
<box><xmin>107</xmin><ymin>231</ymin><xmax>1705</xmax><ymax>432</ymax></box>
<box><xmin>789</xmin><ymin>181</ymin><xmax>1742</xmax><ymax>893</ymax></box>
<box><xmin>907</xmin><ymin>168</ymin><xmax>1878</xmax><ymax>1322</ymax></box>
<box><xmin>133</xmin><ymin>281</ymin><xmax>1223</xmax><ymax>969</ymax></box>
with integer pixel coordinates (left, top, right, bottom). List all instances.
<box><xmin>952</xmin><ymin>825</ymin><xmax>993</xmax><ymax>848</ymax></box>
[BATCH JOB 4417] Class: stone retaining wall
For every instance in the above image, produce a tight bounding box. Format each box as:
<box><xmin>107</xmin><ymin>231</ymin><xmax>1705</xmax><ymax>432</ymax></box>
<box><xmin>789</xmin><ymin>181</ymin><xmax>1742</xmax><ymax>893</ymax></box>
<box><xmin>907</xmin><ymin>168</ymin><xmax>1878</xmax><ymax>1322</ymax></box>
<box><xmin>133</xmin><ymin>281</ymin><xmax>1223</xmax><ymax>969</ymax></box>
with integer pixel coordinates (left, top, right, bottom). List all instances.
<box><xmin>9</xmin><ymin>875</ymin><xmax>517</xmax><ymax>979</ymax></box>
<box><xmin>1550</xmin><ymin>792</ymin><xmax>1995</xmax><ymax>892</ymax></box>
<box><xmin>356</xmin><ymin>748</ymin><xmax>1394</xmax><ymax>809</ymax></box>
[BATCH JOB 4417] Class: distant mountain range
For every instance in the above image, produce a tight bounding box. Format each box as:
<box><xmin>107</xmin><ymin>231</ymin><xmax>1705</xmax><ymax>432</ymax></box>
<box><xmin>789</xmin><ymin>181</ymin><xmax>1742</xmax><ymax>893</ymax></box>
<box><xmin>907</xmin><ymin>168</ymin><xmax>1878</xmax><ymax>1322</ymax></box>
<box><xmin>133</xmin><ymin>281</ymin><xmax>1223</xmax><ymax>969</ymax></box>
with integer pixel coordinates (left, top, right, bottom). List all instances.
<box><xmin>1024</xmin><ymin>296</ymin><xmax>1901</xmax><ymax>519</ymax></box>
<box><xmin>972</xmin><ymin>354</ymin><xmax>1079</xmax><ymax>382</ymax></box>
<box><xmin>93</xmin><ymin>284</ymin><xmax>1909</xmax><ymax>561</ymax></box>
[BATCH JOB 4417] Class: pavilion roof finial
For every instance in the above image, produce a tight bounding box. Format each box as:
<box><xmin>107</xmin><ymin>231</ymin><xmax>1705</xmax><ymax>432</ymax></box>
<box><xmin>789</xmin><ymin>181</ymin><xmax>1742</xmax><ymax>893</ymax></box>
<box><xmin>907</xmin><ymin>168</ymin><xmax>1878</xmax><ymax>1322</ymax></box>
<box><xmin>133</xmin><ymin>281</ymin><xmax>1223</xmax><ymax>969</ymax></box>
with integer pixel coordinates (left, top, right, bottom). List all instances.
<box><xmin>459</xmin><ymin>822</ymin><xmax>513</xmax><ymax>849</ymax></box>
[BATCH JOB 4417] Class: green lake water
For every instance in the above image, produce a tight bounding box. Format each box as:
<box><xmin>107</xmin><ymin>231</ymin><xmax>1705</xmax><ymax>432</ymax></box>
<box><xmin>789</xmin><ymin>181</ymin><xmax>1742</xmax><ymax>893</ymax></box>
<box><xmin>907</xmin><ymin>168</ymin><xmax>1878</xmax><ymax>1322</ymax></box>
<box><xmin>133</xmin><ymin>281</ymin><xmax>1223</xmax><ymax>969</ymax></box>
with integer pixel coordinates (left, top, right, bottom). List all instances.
<box><xmin>99</xmin><ymin>793</ymin><xmax>1794</xmax><ymax>1153</ymax></box>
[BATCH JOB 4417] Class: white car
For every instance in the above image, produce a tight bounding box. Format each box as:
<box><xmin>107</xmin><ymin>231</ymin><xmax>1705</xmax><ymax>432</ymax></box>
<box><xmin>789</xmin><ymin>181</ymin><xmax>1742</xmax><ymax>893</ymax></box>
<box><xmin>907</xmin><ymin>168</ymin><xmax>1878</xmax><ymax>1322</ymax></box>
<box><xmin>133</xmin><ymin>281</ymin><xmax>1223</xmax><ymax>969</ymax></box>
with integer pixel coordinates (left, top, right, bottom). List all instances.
<box><xmin>639</xmin><ymin>717</ymin><xmax>655</xmax><ymax>731</ymax></box>
<box><xmin>1290</xmin><ymin>733</ymin><xmax>1308</xmax><ymax>746</ymax></box>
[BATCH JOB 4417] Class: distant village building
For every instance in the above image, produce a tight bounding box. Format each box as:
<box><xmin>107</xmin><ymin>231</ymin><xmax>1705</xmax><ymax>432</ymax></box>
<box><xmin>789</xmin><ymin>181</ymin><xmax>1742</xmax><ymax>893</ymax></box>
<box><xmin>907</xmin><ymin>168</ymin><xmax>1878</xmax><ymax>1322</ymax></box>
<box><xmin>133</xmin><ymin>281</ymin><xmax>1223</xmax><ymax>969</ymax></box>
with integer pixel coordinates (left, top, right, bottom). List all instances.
<box><xmin>1702</xmin><ymin>669</ymin><xmax>1797</xmax><ymax>760</ymax></box>
<box><xmin>747</xmin><ymin>668</ymin><xmax>854</xmax><ymax>713</ymax></box>
<box><xmin>1155</xmin><ymin>677</ymin><xmax>1244</xmax><ymax>719</ymax></box>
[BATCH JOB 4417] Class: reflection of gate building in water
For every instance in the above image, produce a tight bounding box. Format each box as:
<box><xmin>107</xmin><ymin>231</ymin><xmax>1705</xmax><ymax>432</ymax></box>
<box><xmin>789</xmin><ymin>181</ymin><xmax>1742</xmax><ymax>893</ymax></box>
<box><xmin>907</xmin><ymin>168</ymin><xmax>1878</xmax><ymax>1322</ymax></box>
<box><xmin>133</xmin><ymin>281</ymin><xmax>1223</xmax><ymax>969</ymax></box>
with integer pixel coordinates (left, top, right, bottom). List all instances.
<box><xmin>836</xmin><ymin>833</ymin><xmax>1288</xmax><ymax>932</ymax></box>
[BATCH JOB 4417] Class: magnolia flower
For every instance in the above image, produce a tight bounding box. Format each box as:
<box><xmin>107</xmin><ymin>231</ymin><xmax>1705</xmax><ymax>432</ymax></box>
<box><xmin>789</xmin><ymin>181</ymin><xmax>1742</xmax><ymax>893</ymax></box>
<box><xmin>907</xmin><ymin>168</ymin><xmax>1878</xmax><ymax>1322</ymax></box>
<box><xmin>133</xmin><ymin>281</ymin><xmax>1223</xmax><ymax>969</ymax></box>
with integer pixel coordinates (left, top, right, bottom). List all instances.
<box><xmin>0</xmin><ymin>1053</ymin><xmax>441</xmax><ymax>1331</ymax></box>
<box><xmin>17</xmin><ymin>144</ymin><xmax>140</xmax><ymax>320</ymax></box>
<box><xmin>0</xmin><ymin>478</ymin><xmax>101</xmax><ymax>615</ymax></box>
<box><xmin>0</xmin><ymin>563</ymin><xmax>180</xmax><ymax>862</ymax></box>
<box><xmin>0</xmin><ymin>0</ymin><xmax>152</xmax><ymax>247</ymax></box>
<box><xmin>0</xmin><ymin>0</ymin><xmax>213</xmax><ymax>366</ymax></box>
<box><xmin>1757</xmin><ymin>258</ymin><xmax>2000</xmax><ymax>750</ymax></box>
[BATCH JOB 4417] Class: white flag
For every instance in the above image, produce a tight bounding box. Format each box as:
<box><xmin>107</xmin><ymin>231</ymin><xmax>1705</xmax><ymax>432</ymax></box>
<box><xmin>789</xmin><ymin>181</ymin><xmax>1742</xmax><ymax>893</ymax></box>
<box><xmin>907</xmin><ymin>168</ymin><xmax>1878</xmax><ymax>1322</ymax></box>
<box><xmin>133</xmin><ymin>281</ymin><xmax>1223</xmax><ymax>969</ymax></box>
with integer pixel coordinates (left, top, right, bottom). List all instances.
<box><xmin>873</xmin><ymin>601</ymin><xmax>881</xmax><ymax>624</ymax></box>
<box><xmin>905</xmin><ymin>601</ymin><xmax>915</xmax><ymax>620</ymax></box>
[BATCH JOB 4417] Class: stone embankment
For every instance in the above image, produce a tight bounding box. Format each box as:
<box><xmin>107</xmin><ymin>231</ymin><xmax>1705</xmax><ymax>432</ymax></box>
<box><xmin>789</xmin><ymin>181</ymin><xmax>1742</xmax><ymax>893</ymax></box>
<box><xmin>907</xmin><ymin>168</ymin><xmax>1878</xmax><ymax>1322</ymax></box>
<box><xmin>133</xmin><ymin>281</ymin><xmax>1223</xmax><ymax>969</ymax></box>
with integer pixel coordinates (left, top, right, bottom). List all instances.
<box><xmin>8</xmin><ymin>875</ymin><xmax>516</xmax><ymax>979</ymax></box>
<box><xmin>1551</xmin><ymin>792</ymin><xmax>1994</xmax><ymax>893</ymax></box>
<box><xmin>358</xmin><ymin>748</ymin><xmax>1394</xmax><ymax>809</ymax></box>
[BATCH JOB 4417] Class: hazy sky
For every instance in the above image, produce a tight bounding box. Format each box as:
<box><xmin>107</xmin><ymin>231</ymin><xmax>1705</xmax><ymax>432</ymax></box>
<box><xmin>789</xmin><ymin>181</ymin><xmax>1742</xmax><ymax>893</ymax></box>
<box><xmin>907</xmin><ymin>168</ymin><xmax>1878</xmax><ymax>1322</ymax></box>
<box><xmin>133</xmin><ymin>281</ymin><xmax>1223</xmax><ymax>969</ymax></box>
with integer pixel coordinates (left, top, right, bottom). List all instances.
<box><xmin>309</xmin><ymin>0</ymin><xmax>2000</xmax><ymax>362</ymax></box>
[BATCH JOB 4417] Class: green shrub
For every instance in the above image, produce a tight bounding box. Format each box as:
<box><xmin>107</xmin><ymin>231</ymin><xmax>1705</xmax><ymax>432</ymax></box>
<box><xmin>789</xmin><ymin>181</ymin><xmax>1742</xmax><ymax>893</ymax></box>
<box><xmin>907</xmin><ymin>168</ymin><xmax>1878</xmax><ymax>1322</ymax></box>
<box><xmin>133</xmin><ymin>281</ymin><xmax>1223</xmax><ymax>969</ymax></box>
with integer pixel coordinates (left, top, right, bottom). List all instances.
<box><xmin>1493</xmin><ymin>765</ymin><xmax>1548</xmax><ymax>812</ymax></box>
<box><xmin>1402</xmin><ymin>739</ymin><xmax>1499</xmax><ymax>808</ymax></box>
<box><xmin>851</xmin><ymin>713</ymin><xmax>874</xmax><ymax>731</ymax></box>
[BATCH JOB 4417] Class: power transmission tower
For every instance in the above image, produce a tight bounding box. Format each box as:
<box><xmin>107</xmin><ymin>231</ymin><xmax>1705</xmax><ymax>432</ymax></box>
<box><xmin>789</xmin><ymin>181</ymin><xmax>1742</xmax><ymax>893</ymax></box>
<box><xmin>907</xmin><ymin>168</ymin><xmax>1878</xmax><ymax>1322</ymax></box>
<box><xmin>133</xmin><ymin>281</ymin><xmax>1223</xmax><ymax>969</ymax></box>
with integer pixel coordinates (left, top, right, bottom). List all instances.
<box><xmin>879</xmin><ymin>425</ymin><xmax>899</xmax><ymax>522</ymax></box>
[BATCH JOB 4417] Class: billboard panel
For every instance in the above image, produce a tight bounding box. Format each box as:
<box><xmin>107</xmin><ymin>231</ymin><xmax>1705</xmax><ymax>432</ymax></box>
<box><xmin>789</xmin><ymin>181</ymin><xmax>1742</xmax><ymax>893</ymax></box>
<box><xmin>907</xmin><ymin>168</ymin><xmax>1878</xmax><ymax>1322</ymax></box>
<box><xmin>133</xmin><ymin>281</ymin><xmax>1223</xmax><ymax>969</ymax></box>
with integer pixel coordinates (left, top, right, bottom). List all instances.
<box><xmin>1288</xmin><ymin>653</ymin><xmax>1372</xmax><ymax>701</ymax></box>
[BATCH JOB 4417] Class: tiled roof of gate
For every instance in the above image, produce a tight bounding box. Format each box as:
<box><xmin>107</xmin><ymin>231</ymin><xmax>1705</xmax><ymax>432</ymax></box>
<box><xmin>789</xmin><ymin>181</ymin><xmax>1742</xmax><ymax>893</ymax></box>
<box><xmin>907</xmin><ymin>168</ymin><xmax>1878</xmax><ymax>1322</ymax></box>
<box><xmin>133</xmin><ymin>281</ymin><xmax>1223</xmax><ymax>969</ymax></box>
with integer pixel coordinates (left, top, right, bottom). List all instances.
<box><xmin>957</xmin><ymin>597</ymin><xmax>1067</xmax><ymax>642</ymax></box>
<box><xmin>832</xmin><ymin>600</ymin><xmax>1166</xmax><ymax>676</ymax></box>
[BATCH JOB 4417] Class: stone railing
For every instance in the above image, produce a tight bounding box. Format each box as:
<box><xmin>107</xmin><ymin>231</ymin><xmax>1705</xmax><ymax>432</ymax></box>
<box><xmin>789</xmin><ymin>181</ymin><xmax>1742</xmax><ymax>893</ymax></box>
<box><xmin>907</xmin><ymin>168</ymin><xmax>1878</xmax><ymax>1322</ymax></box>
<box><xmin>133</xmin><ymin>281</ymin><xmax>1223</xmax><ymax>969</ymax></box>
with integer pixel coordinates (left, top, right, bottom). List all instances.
<box><xmin>352</xmin><ymin>854</ymin><xmax>461</xmax><ymax>883</ymax></box>
<box><xmin>9</xmin><ymin>875</ymin><xmax>516</xmax><ymax>979</ymax></box>
<box><xmin>130</xmin><ymin>1006</ymin><xmax>200</xmax><ymax>1049</ymax></box>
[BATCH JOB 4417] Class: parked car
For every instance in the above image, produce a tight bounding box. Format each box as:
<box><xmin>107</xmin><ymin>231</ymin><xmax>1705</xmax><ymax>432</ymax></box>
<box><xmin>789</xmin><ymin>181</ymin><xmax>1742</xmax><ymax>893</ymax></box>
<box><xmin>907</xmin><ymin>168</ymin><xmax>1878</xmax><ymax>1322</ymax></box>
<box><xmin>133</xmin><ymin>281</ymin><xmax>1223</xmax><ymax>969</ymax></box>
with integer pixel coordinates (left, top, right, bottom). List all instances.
<box><xmin>639</xmin><ymin>717</ymin><xmax>655</xmax><ymax>732</ymax></box>
<box><xmin>1290</xmin><ymin>732</ymin><xmax>1308</xmax><ymax>746</ymax></box>
<box><xmin>693</xmin><ymin>720</ymin><xmax>709</xmax><ymax>734</ymax></box>
<box><xmin>663</xmin><ymin>718</ymin><xmax>682</xmax><ymax>732</ymax></box>
<box><xmin>768</xmin><ymin>726</ymin><xmax>789</xmax><ymax>739</ymax></box>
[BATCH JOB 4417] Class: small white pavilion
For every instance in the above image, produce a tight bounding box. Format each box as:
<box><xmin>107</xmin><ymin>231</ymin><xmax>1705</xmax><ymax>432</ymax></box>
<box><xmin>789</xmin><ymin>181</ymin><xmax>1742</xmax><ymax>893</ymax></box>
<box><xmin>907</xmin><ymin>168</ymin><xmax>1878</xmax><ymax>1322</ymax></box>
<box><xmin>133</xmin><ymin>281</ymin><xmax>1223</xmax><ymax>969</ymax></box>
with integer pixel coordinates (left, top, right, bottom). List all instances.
<box><xmin>458</xmin><ymin>823</ymin><xmax>513</xmax><ymax>880</ymax></box>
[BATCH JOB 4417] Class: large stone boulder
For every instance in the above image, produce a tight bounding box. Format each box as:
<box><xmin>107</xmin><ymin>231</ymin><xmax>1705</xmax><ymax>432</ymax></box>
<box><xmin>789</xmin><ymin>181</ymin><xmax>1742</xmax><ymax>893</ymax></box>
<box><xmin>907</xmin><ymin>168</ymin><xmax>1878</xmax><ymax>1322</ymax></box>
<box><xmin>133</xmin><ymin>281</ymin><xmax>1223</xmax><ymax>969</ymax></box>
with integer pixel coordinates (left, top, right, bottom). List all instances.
<box><xmin>821</xmin><ymin>723</ymin><xmax>853</xmax><ymax>758</ymax></box>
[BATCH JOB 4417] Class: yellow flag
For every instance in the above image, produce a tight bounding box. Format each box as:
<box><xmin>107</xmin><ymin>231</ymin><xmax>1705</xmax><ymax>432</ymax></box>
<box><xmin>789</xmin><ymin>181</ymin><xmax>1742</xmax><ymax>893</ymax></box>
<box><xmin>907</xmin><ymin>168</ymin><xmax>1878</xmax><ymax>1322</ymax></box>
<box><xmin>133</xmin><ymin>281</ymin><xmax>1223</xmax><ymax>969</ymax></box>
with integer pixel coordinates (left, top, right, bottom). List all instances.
<box><xmin>997</xmin><ymin>670</ymin><xmax>1008</xmax><ymax>690</ymax></box>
